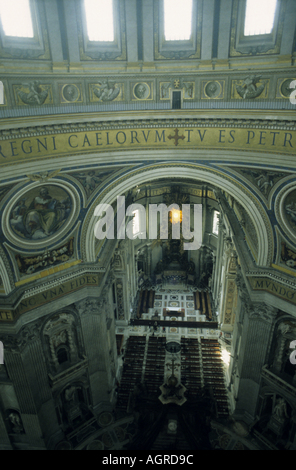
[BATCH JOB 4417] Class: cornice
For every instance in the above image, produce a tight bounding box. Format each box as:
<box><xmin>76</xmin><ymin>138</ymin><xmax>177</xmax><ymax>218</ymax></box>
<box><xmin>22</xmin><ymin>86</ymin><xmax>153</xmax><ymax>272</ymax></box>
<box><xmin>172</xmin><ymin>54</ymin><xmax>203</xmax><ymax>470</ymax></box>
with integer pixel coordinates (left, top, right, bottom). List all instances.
<box><xmin>0</xmin><ymin>113</ymin><xmax>295</xmax><ymax>139</ymax></box>
<box><xmin>246</xmin><ymin>270</ymin><xmax>296</xmax><ymax>289</ymax></box>
<box><xmin>0</xmin><ymin>264</ymin><xmax>106</xmax><ymax>307</ymax></box>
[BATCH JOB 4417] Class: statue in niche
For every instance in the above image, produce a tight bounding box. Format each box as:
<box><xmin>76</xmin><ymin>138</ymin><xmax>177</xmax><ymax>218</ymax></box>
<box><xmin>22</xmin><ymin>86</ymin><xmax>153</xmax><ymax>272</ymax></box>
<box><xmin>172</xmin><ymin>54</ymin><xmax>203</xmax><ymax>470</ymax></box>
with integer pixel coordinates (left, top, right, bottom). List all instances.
<box><xmin>273</xmin><ymin>398</ymin><xmax>289</xmax><ymax>421</ymax></box>
<box><xmin>62</xmin><ymin>384</ymin><xmax>89</xmax><ymax>427</ymax></box>
<box><xmin>52</xmin><ymin>330</ymin><xmax>67</xmax><ymax>348</ymax></box>
<box><xmin>93</xmin><ymin>80</ymin><xmax>120</xmax><ymax>101</ymax></box>
<box><xmin>236</xmin><ymin>75</ymin><xmax>266</xmax><ymax>99</ymax></box>
<box><xmin>8</xmin><ymin>411</ymin><xmax>24</xmax><ymax>434</ymax></box>
<box><xmin>65</xmin><ymin>385</ymin><xmax>76</xmax><ymax>403</ymax></box>
<box><xmin>18</xmin><ymin>81</ymin><xmax>48</xmax><ymax>105</ymax></box>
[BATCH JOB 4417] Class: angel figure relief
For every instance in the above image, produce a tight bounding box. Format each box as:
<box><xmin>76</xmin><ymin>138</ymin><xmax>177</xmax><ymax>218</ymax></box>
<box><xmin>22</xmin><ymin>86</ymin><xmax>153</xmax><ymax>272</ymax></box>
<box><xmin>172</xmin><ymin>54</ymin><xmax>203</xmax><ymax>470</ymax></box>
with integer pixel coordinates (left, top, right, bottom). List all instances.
<box><xmin>236</xmin><ymin>75</ymin><xmax>266</xmax><ymax>99</ymax></box>
<box><xmin>17</xmin><ymin>81</ymin><xmax>49</xmax><ymax>106</ymax></box>
<box><xmin>93</xmin><ymin>80</ymin><xmax>121</xmax><ymax>101</ymax></box>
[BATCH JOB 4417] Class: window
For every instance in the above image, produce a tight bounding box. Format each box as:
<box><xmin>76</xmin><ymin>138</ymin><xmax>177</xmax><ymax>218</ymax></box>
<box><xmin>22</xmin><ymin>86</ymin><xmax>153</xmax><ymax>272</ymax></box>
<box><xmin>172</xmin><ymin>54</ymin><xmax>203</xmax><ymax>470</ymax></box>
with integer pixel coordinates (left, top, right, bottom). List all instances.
<box><xmin>83</xmin><ymin>0</ymin><xmax>114</xmax><ymax>42</ymax></box>
<box><xmin>57</xmin><ymin>347</ymin><xmax>69</xmax><ymax>365</ymax></box>
<box><xmin>212</xmin><ymin>211</ymin><xmax>219</xmax><ymax>235</ymax></box>
<box><xmin>164</xmin><ymin>0</ymin><xmax>193</xmax><ymax>41</ymax></box>
<box><xmin>172</xmin><ymin>91</ymin><xmax>182</xmax><ymax>109</ymax></box>
<box><xmin>244</xmin><ymin>0</ymin><xmax>277</xmax><ymax>36</ymax></box>
<box><xmin>0</xmin><ymin>0</ymin><xmax>34</xmax><ymax>37</ymax></box>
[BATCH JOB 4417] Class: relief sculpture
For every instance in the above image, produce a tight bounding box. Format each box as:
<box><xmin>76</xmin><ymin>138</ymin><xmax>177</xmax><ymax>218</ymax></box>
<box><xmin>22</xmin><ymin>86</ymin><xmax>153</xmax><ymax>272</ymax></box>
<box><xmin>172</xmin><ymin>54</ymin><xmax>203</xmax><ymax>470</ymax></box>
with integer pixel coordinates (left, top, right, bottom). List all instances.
<box><xmin>92</xmin><ymin>80</ymin><xmax>121</xmax><ymax>101</ymax></box>
<box><xmin>16</xmin><ymin>81</ymin><xmax>50</xmax><ymax>105</ymax></box>
<box><xmin>235</xmin><ymin>75</ymin><xmax>267</xmax><ymax>99</ymax></box>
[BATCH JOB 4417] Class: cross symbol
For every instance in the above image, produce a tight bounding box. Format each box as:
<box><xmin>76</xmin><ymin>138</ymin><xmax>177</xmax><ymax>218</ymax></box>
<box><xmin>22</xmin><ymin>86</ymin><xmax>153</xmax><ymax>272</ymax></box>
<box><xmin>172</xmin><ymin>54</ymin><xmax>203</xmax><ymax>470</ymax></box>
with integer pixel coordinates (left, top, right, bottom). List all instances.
<box><xmin>168</xmin><ymin>128</ymin><xmax>185</xmax><ymax>146</ymax></box>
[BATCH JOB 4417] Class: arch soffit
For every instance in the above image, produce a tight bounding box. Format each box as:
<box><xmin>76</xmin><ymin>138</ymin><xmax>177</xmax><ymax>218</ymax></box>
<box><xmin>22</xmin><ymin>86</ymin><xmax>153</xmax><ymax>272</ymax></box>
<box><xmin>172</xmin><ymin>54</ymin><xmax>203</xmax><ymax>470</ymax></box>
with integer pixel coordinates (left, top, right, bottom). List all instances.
<box><xmin>81</xmin><ymin>163</ymin><xmax>273</xmax><ymax>266</ymax></box>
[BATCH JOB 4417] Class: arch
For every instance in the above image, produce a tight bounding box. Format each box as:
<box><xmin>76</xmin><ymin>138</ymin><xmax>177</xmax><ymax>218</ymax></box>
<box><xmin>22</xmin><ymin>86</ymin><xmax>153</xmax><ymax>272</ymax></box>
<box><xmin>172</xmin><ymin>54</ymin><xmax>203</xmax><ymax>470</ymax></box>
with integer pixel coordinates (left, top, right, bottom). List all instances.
<box><xmin>82</xmin><ymin>163</ymin><xmax>273</xmax><ymax>266</ymax></box>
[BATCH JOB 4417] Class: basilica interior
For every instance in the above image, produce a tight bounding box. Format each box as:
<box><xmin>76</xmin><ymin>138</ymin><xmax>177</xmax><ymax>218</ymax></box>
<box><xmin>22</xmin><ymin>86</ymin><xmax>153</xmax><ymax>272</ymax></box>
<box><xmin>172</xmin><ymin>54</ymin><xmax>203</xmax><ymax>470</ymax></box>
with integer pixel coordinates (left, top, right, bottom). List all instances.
<box><xmin>0</xmin><ymin>0</ymin><xmax>296</xmax><ymax>450</ymax></box>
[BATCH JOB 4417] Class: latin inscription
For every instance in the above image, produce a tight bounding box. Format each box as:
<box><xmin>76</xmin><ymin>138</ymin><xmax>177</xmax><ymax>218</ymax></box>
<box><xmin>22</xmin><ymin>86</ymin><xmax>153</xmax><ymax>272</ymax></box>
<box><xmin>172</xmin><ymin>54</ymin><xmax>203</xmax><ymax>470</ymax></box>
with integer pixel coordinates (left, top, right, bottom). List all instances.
<box><xmin>0</xmin><ymin>274</ymin><xmax>101</xmax><ymax>322</ymax></box>
<box><xmin>0</xmin><ymin>127</ymin><xmax>295</xmax><ymax>164</ymax></box>
<box><xmin>250</xmin><ymin>278</ymin><xmax>296</xmax><ymax>304</ymax></box>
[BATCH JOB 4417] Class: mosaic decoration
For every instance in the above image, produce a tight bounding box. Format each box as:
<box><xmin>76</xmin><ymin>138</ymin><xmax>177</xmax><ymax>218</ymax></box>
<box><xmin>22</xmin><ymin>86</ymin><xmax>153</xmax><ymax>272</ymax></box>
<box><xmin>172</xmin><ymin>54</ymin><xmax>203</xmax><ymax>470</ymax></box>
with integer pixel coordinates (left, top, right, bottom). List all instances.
<box><xmin>188</xmin><ymin>328</ymin><xmax>197</xmax><ymax>334</ymax></box>
<box><xmin>170</xmin><ymin>295</ymin><xmax>179</xmax><ymax>300</ymax></box>
<box><xmin>9</xmin><ymin>185</ymin><xmax>72</xmax><ymax>241</ymax></box>
<box><xmin>70</xmin><ymin>169</ymin><xmax>114</xmax><ymax>197</ymax></box>
<box><xmin>169</xmin><ymin>327</ymin><xmax>178</xmax><ymax>333</ymax></box>
<box><xmin>0</xmin><ymin>185</ymin><xmax>14</xmax><ymax>204</ymax></box>
<box><xmin>186</xmin><ymin>302</ymin><xmax>194</xmax><ymax>308</ymax></box>
<box><xmin>15</xmin><ymin>238</ymin><xmax>74</xmax><ymax>276</ymax></box>
<box><xmin>233</xmin><ymin>168</ymin><xmax>286</xmax><ymax>198</ymax></box>
<box><xmin>284</xmin><ymin>189</ymin><xmax>296</xmax><ymax>233</ymax></box>
<box><xmin>281</xmin><ymin>242</ymin><xmax>296</xmax><ymax>270</ymax></box>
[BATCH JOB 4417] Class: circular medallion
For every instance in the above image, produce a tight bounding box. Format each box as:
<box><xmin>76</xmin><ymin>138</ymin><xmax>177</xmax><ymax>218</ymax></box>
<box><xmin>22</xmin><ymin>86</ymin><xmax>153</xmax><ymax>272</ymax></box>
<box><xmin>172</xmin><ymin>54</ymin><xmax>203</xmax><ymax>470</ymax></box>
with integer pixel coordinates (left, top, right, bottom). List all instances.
<box><xmin>98</xmin><ymin>411</ymin><xmax>113</xmax><ymax>427</ymax></box>
<box><xmin>2</xmin><ymin>183</ymin><xmax>78</xmax><ymax>249</ymax></box>
<box><xmin>165</xmin><ymin>341</ymin><xmax>181</xmax><ymax>353</ymax></box>
<box><xmin>133</xmin><ymin>83</ymin><xmax>150</xmax><ymax>100</ymax></box>
<box><xmin>275</xmin><ymin>184</ymin><xmax>296</xmax><ymax>245</ymax></box>
<box><xmin>62</xmin><ymin>84</ymin><xmax>80</xmax><ymax>102</ymax></box>
<box><xmin>280</xmin><ymin>79</ymin><xmax>294</xmax><ymax>98</ymax></box>
<box><xmin>205</xmin><ymin>81</ymin><xmax>221</xmax><ymax>98</ymax></box>
<box><xmin>55</xmin><ymin>440</ymin><xmax>72</xmax><ymax>450</ymax></box>
<box><xmin>87</xmin><ymin>440</ymin><xmax>104</xmax><ymax>450</ymax></box>
<box><xmin>101</xmin><ymin>431</ymin><xmax>113</xmax><ymax>448</ymax></box>
<box><xmin>283</xmin><ymin>189</ymin><xmax>296</xmax><ymax>233</ymax></box>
